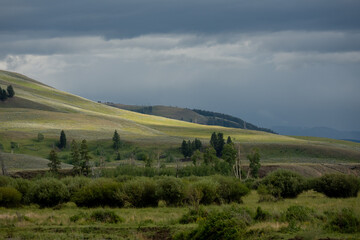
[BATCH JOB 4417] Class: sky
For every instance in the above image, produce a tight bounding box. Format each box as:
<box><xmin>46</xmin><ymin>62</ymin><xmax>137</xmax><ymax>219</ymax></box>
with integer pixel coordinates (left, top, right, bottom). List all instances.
<box><xmin>0</xmin><ymin>0</ymin><xmax>359</xmax><ymax>131</ymax></box>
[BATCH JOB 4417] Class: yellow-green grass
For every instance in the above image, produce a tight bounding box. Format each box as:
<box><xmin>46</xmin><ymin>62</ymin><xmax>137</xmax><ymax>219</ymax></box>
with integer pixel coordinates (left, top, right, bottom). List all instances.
<box><xmin>0</xmin><ymin>191</ymin><xmax>358</xmax><ymax>239</ymax></box>
<box><xmin>1</xmin><ymin>70</ymin><xmax>360</xmax><ymax>165</ymax></box>
<box><xmin>0</xmin><ymin>70</ymin><xmax>305</xmax><ymax>142</ymax></box>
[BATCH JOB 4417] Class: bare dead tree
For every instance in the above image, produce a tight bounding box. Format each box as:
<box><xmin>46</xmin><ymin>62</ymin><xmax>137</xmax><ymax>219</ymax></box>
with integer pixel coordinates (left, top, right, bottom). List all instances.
<box><xmin>233</xmin><ymin>144</ymin><xmax>242</xmax><ymax>180</ymax></box>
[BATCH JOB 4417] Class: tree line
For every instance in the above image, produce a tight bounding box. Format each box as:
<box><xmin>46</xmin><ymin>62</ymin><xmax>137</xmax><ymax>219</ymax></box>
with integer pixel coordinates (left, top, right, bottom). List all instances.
<box><xmin>180</xmin><ymin>132</ymin><xmax>261</xmax><ymax>179</ymax></box>
<box><xmin>192</xmin><ymin>108</ymin><xmax>275</xmax><ymax>133</ymax></box>
<box><xmin>0</xmin><ymin>85</ymin><xmax>15</xmax><ymax>101</ymax></box>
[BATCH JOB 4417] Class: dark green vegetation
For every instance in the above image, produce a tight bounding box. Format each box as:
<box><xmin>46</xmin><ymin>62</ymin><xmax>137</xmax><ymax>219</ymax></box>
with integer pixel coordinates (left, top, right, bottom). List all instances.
<box><xmin>106</xmin><ymin>103</ymin><xmax>274</xmax><ymax>133</ymax></box>
<box><xmin>0</xmin><ymin>175</ymin><xmax>251</xmax><ymax>208</ymax></box>
<box><xmin>0</xmin><ymin>84</ymin><xmax>15</xmax><ymax>101</ymax></box>
<box><xmin>0</xmin><ymin>172</ymin><xmax>359</xmax><ymax>239</ymax></box>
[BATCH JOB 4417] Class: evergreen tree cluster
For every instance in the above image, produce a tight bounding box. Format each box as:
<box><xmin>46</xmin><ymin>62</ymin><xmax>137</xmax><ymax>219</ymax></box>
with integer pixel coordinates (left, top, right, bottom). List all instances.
<box><xmin>181</xmin><ymin>138</ymin><xmax>202</xmax><ymax>158</ymax></box>
<box><xmin>210</xmin><ymin>132</ymin><xmax>225</xmax><ymax>157</ymax></box>
<box><xmin>0</xmin><ymin>85</ymin><xmax>15</xmax><ymax>101</ymax></box>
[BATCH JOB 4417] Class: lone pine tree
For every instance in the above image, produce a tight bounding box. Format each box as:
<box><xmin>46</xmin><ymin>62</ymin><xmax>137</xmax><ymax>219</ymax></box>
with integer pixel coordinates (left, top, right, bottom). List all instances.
<box><xmin>112</xmin><ymin>130</ymin><xmax>121</xmax><ymax>150</ymax></box>
<box><xmin>59</xmin><ymin>130</ymin><xmax>67</xmax><ymax>149</ymax></box>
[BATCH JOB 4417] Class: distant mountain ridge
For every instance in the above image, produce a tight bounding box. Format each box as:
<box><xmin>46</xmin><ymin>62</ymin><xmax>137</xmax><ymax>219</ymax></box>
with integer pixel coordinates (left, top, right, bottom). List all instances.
<box><xmin>272</xmin><ymin>126</ymin><xmax>360</xmax><ymax>141</ymax></box>
<box><xmin>105</xmin><ymin>103</ymin><xmax>274</xmax><ymax>133</ymax></box>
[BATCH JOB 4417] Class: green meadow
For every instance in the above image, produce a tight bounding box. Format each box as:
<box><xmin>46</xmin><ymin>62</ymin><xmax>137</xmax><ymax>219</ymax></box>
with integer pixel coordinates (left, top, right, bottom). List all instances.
<box><xmin>0</xmin><ymin>190</ymin><xmax>359</xmax><ymax>240</ymax></box>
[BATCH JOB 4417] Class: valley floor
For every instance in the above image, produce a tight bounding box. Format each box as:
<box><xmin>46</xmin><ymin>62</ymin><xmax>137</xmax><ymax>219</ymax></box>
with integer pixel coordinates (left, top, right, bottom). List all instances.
<box><xmin>0</xmin><ymin>190</ymin><xmax>359</xmax><ymax>240</ymax></box>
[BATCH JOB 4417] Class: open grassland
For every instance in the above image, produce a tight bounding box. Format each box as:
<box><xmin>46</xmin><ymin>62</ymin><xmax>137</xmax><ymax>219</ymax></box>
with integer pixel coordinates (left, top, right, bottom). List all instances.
<box><xmin>0</xmin><ymin>190</ymin><xmax>358</xmax><ymax>240</ymax></box>
<box><xmin>1</xmin><ymin>70</ymin><xmax>360</xmax><ymax>168</ymax></box>
<box><xmin>0</xmin><ymin>70</ymin><xmax>302</xmax><ymax>143</ymax></box>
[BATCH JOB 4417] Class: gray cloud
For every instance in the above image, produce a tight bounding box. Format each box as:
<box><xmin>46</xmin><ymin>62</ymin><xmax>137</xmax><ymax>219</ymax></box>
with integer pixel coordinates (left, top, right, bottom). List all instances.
<box><xmin>1</xmin><ymin>0</ymin><xmax>360</xmax><ymax>38</ymax></box>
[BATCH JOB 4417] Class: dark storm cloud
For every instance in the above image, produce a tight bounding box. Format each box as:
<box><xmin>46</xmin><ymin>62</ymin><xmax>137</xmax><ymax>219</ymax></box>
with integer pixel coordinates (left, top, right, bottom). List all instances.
<box><xmin>1</xmin><ymin>0</ymin><xmax>360</xmax><ymax>38</ymax></box>
<box><xmin>0</xmin><ymin>0</ymin><xmax>359</xmax><ymax>131</ymax></box>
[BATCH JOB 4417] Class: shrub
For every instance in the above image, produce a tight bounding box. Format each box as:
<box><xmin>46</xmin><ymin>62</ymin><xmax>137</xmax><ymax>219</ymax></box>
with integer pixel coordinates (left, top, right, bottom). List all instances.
<box><xmin>72</xmin><ymin>178</ymin><xmax>123</xmax><ymax>207</ymax></box>
<box><xmin>28</xmin><ymin>178</ymin><xmax>69</xmax><ymax>207</ymax></box>
<box><xmin>193</xmin><ymin>179</ymin><xmax>219</xmax><ymax>205</ymax></box>
<box><xmin>0</xmin><ymin>175</ymin><xmax>16</xmax><ymax>187</ymax></box>
<box><xmin>223</xmin><ymin>204</ymin><xmax>254</xmax><ymax>226</ymax></box>
<box><xmin>257</xmin><ymin>184</ymin><xmax>277</xmax><ymax>202</ymax></box>
<box><xmin>214</xmin><ymin>176</ymin><xmax>250</xmax><ymax>204</ymax></box>
<box><xmin>0</xmin><ymin>187</ymin><xmax>22</xmax><ymax>207</ymax></box>
<box><xmin>61</xmin><ymin>176</ymin><xmax>91</xmax><ymax>196</ymax></box>
<box><xmin>37</xmin><ymin>133</ymin><xmax>44</xmax><ymax>142</ymax></box>
<box><xmin>284</xmin><ymin>205</ymin><xmax>314</xmax><ymax>222</ymax></box>
<box><xmin>156</xmin><ymin>177</ymin><xmax>185</xmax><ymax>206</ymax></box>
<box><xmin>14</xmin><ymin>178</ymin><xmax>34</xmax><ymax>204</ymax></box>
<box><xmin>184</xmin><ymin>183</ymin><xmax>203</xmax><ymax>207</ymax></box>
<box><xmin>261</xmin><ymin>170</ymin><xmax>305</xmax><ymax>199</ymax></box>
<box><xmin>179</xmin><ymin>207</ymin><xmax>208</xmax><ymax>224</ymax></box>
<box><xmin>177</xmin><ymin>210</ymin><xmax>247</xmax><ymax>240</ymax></box>
<box><xmin>326</xmin><ymin>208</ymin><xmax>360</xmax><ymax>233</ymax></box>
<box><xmin>70</xmin><ymin>212</ymin><xmax>88</xmax><ymax>222</ymax></box>
<box><xmin>122</xmin><ymin>178</ymin><xmax>158</xmax><ymax>207</ymax></box>
<box><xmin>254</xmin><ymin>206</ymin><xmax>271</xmax><ymax>222</ymax></box>
<box><xmin>136</xmin><ymin>152</ymin><xmax>149</xmax><ymax>161</ymax></box>
<box><xmin>312</xmin><ymin>174</ymin><xmax>360</xmax><ymax>198</ymax></box>
<box><xmin>90</xmin><ymin>209</ymin><xmax>123</xmax><ymax>223</ymax></box>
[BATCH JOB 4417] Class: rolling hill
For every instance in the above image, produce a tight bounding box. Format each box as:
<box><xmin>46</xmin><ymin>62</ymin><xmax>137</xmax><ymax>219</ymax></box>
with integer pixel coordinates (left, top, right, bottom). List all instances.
<box><xmin>105</xmin><ymin>103</ymin><xmax>274</xmax><ymax>133</ymax></box>
<box><xmin>0</xmin><ymin>69</ymin><xmax>360</xmax><ymax>169</ymax></box>
<box><xmin>0</xmin><ymin>70</ymin><xmax>293</xmax><ymax>144</ymax></box>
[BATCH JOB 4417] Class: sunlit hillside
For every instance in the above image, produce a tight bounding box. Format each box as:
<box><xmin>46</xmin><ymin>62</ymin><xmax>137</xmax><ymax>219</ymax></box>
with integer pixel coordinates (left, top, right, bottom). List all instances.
<box><xmin>0</xmin><ymin>70</ymin><xmax>359</xmax><ymax>165</ymax></box>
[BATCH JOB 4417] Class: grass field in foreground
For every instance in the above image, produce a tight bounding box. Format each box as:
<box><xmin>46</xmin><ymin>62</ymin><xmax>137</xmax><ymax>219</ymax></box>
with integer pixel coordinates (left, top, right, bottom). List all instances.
<box><xmin>0</xmin><ymin>190</ymin><xmax>358</xmax><ymax>240</ymax></box>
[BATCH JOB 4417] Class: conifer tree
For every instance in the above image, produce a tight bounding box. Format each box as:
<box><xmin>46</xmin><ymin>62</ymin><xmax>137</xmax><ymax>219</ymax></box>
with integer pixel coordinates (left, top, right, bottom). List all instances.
<box><xmin>71</xmin><ymin>140</ymin><xmax>81</xmax><ymax>175</ymax></box>
<box><xmin>247</xmin><ymin>148</ymin><xmax>261</xmax><ymax>178</ymax></box>
<box><xmin>59</xmin><ymin>130</ymin><xmax>67</xmax><ymax>149</ymax></box>
<box><xmin>7</xmin><ymin>85</ymin><xmax>15</xmax><ymax>98</ymax></box>
<box><xmin>0</xmin><ymin>89</ymin><xmax>8</xmax><ymax>101</ymax></box>
<box><xmin>48</xmin><ymin>149</ymin><xmax>61</xmax><ymax>173</ymax></box>
<box><xmin>80</xmin><ymin>139</ymin><xmax>91</xmax><ymax>176</ymax></box>
<box><xmin>181</xmin><ymin>140</ymin><xmax>188</xmax><ymax>158</ymax></box>
<box><xmin>226</xmin><ymin>136</ymin><xmax>233</xmax><ymax>144</ymax></box>
<box><xmin>194</xmin><ymin>138</ymin><xmax>202</xmax><ymax>150</ymax></box>
<box><xmin>210</xmin><ymin>132</ymin><xmax>217</xmax><ymax>149</ymax></box>
<box><xmin>216</xmin><ymin>132</ymin><xmax>225</xmax><ymax>157</ymax></box>
<box><xmin>112</xmin><ymin>130</ymin><xmax>121</xmax><ymax>150</ymax></box>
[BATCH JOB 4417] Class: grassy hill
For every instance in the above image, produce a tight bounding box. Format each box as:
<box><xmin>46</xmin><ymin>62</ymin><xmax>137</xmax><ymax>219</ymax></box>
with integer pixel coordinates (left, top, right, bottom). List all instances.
<box><xmin>0</xmin><ymin>70</ymin><xmax>295</xmax><ymax>143</ymax></box>
<box><xmin>0</xmin><ymin>69</ymin><xmax>360</xmax><ymax>170</ymax></box>
<box><xmin>106</xmin><ymin>103</ymin><xmax>274</xmax><ymax>133</ymax></box>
